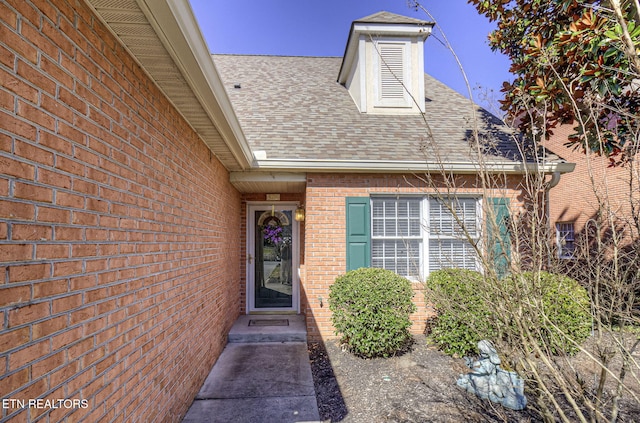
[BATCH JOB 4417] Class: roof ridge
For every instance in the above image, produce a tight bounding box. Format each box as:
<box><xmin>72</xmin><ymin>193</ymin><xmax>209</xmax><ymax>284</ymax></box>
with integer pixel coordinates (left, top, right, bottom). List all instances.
<box><xmin>354</xmin><ymin>10</ymin><xmax>433</xmax><ymax>25</ymax></box>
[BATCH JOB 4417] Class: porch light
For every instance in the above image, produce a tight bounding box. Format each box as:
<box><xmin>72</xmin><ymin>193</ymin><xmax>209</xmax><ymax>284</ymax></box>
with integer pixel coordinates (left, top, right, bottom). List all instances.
<box><xmin>294</xmin><ymin>206</ymin><xmax>305</xmax><ymax>222</ymax></box>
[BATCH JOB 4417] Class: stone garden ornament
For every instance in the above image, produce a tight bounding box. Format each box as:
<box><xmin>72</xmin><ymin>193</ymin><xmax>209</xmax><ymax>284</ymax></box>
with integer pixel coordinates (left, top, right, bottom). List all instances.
<box><xmin>456</xmin><ymin>340</ymin><xmax>527</xmax><ymax>410</ymax></box>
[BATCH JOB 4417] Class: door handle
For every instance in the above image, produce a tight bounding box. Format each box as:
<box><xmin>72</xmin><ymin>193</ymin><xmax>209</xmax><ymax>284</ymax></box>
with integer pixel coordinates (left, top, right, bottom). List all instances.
<box><xmin>248</xmin><ymin>254</ymin><xmax>253</xmax><ymax>264</ymax></box>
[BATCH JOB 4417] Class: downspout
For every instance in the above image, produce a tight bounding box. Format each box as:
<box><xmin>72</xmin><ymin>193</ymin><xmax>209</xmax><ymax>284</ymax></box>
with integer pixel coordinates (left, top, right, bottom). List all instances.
<box><xmin>544</xmin><ymin>171</ymin><xmax>562</xmax><ymax>267</ymax></box>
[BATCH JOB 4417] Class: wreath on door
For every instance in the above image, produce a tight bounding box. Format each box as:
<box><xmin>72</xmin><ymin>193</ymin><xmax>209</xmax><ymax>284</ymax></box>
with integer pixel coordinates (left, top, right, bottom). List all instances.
<box><xmin>262</xmin><ymin>216</ymin><xmax>283</xmax><ymax>245</ymax></box>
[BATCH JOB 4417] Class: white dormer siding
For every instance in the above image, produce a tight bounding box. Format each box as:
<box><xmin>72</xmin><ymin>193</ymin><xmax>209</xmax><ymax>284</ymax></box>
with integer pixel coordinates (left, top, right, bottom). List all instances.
<box><xmin>338</xmin><ymin>12</ymin><xmax>433</xmax><ymax>115</ymax></box>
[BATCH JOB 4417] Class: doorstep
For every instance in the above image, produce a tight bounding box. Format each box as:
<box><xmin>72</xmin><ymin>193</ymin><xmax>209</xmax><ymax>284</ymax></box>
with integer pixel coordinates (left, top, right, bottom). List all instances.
<box><xmin>227</xmin><ymin>314</ymin><xmax>307</xmax><ymax>343</ymax></box>
<box><xmin>181</xmin><ymin>315</ymin><xmax>320</xmax><ymax>423</ymax></box>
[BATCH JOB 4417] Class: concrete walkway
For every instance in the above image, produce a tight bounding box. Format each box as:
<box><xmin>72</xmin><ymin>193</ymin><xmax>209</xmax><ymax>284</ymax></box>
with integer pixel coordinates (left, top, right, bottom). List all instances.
<box><xmin>182</xmin><ymin>315</ymin><xmax>320</xmax><ymax>423</ymax></box>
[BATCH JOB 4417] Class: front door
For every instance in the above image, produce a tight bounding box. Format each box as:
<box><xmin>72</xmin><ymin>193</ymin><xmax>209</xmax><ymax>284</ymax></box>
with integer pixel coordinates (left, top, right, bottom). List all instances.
<box><xmin>247</xmin><ymin>204</ymin><xmax>299</xmax><ymax>312</ymax></box>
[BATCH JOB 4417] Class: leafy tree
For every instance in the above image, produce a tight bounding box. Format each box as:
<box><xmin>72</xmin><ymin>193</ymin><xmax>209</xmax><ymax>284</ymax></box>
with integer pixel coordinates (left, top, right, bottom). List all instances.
<box><xmin>467</xmin><ymin>0</ymin><xmax>640</xmax><ymax>164</ymax></box>
<box><xmin>406</xmin><ymin>2</ymin><xmax>640</xmax><ymax>420</ymax></box>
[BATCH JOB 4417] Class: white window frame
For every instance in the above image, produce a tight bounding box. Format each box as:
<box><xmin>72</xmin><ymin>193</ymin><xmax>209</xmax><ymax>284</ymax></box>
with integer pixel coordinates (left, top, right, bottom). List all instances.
<box><xmin>370</xmin><ymin>196</ymin><xmax>482</xmax><ymax>280</ymax></box>
<box><xmin>371</xmin><ymin>196</ymin><xmax>423</xmax><ymax>279</ymax></box>
<box><xmin>556</xmin><ymin>222</ymin><xmax>575</xmax><ymax>259</ymax></box>
<box><xmin>427</xmin><ymin>197</ymin><xmax>482</xmax><ymax>273</ymax></box>
<box><xmin>372</xmin><ymin>40</ymin><xmax>412</xmax><ymax>108</ymax></box>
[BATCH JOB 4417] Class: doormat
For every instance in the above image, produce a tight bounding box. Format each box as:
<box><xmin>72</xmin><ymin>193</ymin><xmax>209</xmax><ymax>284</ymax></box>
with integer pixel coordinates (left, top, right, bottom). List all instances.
<box><xmin>248</xmin><ymin>319</ymin><xmax>289</xmax><ymax>327</ymax></box>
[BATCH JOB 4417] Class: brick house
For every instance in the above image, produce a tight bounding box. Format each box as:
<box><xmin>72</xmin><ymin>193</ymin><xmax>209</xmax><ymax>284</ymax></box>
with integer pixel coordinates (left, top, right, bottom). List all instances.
<box><xmin>0</xmin><ymin>1</ymin><xmax>573</xmax><ymax>421</ymax></box>
<box><xmin>545</xmin><ymin>125</ymin><xmax>638</xmax><ymax>259</ymax></box>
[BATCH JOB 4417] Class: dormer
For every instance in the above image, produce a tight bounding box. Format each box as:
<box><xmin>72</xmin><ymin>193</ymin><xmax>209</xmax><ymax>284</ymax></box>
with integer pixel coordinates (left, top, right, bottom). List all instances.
<box><xmin>337</xmin><ymin>11</ymin><xmax>434</xmax><ymax>115</ymax></box>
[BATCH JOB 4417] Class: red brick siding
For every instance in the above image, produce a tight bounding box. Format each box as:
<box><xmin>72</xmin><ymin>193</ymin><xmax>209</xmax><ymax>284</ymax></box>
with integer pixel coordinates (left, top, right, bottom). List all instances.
<box><xmin>303</xmin><ymin>173</ymin><xmax>526</xmax><ymax>341</ymax></box>
<box><xmin>0</xmin><ymin>1</ymin><xmax>241</xmax><ymax>421</ymax></box>
<box><xmin>546</xmin><ymin>126</ymin><xmax>638</xmax><ymax>243</ymax></box>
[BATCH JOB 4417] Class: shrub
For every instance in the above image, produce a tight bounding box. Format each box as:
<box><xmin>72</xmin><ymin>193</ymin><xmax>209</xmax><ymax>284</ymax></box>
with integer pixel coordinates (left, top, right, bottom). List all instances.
<box><xmin>329</xmin><ymin>268</ymin><xmax>416</xmax><ymax>358</ymax></box>
<box><xmin>511</xmin><ymin>271</ymin><xmax>592</xmax><ymax>355</ymax></box>
<box><xmin>426</xmin><ymin>269</ymin><xmax>592</xmax><ymax>357</ymax></box>
<box><xmin>425</xmin><ymin>269</ymin><xmax>495</xmax><ymax>356</ymax></box>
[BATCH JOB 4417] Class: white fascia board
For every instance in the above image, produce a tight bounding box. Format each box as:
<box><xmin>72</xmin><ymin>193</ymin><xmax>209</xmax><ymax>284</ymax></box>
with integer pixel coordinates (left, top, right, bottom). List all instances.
<box><xmin>352</xmin><ymin>22</ymin><xmax>433</xmax><ymax>39</ymax></box>
<box><xmin>253</xmin><ymin>159</ymin><xmax>576</xmax><ymax>175</ymax></box>
<box><xmin>338</xmin><ymin>32</ymin><xmax>359</xmax><ymax>84</ymax></box>
<box><xmin>338</xmin><ymin>23</ymin><xmax>433</xmax><ymax>84</ymax></box>
<box><xmin>135</xmin><ymin>0</ymin><xmax>254</xmax><ymax>170</ymax></box>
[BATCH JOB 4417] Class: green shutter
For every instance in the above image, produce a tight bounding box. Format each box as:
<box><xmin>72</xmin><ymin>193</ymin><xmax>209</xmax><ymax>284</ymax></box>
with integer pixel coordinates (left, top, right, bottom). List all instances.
<box><xmin>346</xmin><ymin>197</ymin><xmax>371</xmax><ymax>271</ymax></box>
<box><xmin>488</xmin><ymin>197</ymin><xmax>511</xmax><ymax>278</ymax></box>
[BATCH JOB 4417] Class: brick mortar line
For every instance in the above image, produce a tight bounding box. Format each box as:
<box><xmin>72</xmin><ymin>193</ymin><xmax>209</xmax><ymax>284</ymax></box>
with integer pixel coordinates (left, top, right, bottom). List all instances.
<box><xmin>0</xmin><ymin>237</ymin><xmax>223</xmax><ymax>246</ymax></box>
<box><xmin>1</xmin><ymin>274</ymin><xmax>219</xmax><ymax>402</ymax></box>
<box><xmin>2</xmin><ymin>262</ymin><xmax>220</xmax><ymax>334</ymax></box>
<box><xmin>0</xmin><ymin>215</ymin><xmax>223</xmax><ymax>238</ymax></box>
<box><xmin>0</xmin><ymin>246</ymin><xmax>224</xmax><ymax>267</ymax></box>
<box><xmin>0</xmin><ymin>187</ymin><xmax>222</xmax><ymax>230</ymax></box>
<box><xmin>1</xmin><ymin>149</ymin><xmax>222</xmax><ymax>217</ymax></box>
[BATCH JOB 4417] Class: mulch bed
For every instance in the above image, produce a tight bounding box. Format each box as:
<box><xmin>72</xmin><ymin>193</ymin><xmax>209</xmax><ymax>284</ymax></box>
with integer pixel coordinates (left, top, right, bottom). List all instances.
<box><xmin>308</xmin><ymin>335</ymin><xmax>539</xmax><ymax>422</ymax></box>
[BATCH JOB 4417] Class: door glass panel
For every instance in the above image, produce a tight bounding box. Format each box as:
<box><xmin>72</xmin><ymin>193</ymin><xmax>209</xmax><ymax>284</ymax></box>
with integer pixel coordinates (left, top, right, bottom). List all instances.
<box><xmin>254</xmin><ymin>210</ymin><xmax>293</xmax><ymax>308</ymax></box>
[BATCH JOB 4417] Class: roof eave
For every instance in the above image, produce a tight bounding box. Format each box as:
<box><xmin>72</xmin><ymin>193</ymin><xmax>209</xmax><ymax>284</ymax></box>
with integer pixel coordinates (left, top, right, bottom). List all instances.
<box><xmin>134</xmin><ymin>0</ymin><xmax>254</xmax><ymax>170</ymax></box>
<box><xmin>252</xmin><ymin>159</ymin><xmax>576</xmax><ymax>174</ymax></box>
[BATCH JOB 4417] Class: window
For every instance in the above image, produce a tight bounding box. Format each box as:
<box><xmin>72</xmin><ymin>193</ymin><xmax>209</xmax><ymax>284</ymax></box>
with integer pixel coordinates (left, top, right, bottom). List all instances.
<box><xmin>371</xmin><ymin>198</ymin><xmax>422</xmax><ymax>278</ymax></box>
<box><xmin>428</xmin><ymin>198</ymin><xmax>479</xmax><ymax>271</ymax></box>
<box><xmin>370</xmin><ymin>197</ymin><xmax>480</xmax><ymax>278</ymax></box>
<box><xmin>556</xmin><ymin>222</ymin><xmax>575</xmax><ymax>259</ymax></box>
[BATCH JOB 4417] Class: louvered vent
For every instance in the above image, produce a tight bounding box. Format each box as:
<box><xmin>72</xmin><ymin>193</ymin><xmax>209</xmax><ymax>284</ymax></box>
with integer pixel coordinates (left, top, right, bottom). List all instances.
<box><xmin>379</xmin><ymin>44</ymin><xmax>405</xmax><ymax>100</ymax></box>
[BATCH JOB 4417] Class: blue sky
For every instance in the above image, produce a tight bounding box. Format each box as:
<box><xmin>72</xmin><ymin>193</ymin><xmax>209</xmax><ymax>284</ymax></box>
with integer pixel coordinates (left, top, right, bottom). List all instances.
<box><xmin>189</xmin><ymin>0</ymin><xmax>513</xmax><ymax>113</ymax></box>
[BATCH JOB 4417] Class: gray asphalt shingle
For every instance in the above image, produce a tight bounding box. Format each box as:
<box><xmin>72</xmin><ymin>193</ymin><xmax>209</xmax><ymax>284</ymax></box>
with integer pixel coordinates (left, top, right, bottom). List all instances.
<box><xmin>354</xmin><ymin>11</ymin><xmax>433</xmax><ymax>25</ymax></box>
<box><xmin>213</xmin><ymin>54</ymin><xmax>524</xmax><ymax>164</ymax></box>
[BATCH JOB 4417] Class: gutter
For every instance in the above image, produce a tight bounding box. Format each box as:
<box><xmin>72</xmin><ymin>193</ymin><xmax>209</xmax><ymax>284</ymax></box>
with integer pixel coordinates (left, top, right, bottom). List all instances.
<box><xmin>545</xmin><ymin>171</ymin><xmax>563</xmax><ymax>260</ymax></box>
<box><xmin>545</xmin><ymin>171</ymin><xmax>562</xmax><ymax>188</ymax></box>
<box><xmin>251</xmin><ymin>158</ymin><xmax>576</xmax><ymax>175</ymax></box>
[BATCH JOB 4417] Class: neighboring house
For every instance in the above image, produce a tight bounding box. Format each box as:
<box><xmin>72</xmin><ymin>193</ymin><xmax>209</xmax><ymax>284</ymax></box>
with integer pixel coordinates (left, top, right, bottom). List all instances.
<box><xmin>0</xmin><ymin>1</ymin><xmax>572</xmax><ymax>421</ymax></box>
<box><xmin>545</xmin><ymin>125</ymin><xmax>638</xmax><ymax>259</ymax></box>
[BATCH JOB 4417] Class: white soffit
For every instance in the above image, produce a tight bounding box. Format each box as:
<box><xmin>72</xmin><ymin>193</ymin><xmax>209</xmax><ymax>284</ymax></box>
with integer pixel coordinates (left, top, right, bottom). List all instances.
<box><xmin>229</xmin><ymin>172</ymin><xmax>307</xmax><ymax>194</ymax></box>
<box><xmin>85</xmin><ymin>0</ymin><xmax>252</xmax><ymax>171</ymax></box>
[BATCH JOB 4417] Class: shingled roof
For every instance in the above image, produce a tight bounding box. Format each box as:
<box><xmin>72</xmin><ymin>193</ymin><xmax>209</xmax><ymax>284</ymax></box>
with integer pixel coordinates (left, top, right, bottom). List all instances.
<box><xmin>354</xmin><ymin>11</ymin><xmax>433</xmax><ymax>25</ymax></box>
<box><xmin>213</xmin><ymin>54</ymin><xmax>528</xmax><ymax>167</ymax></box>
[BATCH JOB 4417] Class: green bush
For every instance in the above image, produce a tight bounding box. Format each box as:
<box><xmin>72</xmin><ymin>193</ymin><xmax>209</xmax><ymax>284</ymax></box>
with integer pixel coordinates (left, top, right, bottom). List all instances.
<box><xmin>425</xmin><ymin>269</ymin><xmax>495</xmax><ymax>356</ymax></box>
<box><xmin>513</xmin><ymin>271</ymin><xmax>592</xmax><ymax>355</ymax></box>
<box><xmin>426</xmin><ymin>269</ymin><xmax>592</xmax><ymax>357</ymax></box>
<box><xmin>329</xmin><ymin>268</ymin><xmax>416</xmax><ymax>358</ymax></box>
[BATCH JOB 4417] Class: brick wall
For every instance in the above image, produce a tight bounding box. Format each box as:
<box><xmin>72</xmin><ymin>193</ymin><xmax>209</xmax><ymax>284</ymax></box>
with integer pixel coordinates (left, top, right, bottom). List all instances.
<box><xmin>546</xmin><ymin>125</ymin><xmax>637</xmax><ymax>241</ymax></box>
<box><xmin>303</xmin><ymin>173</ymin><xmax>526</xmax><ymax>341</ymax></box>
<box><xmin>1</xmin><ymin>0</ymin><xmax>241</xmax><ymax>421</ymax></box>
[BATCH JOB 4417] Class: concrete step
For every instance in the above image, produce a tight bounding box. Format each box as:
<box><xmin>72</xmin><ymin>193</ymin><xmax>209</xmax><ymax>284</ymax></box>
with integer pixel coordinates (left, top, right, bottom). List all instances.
<box><xmin>227</xmin><ymin>315</ymin><xmax>307</xmax><ymax>343</ymax></box>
